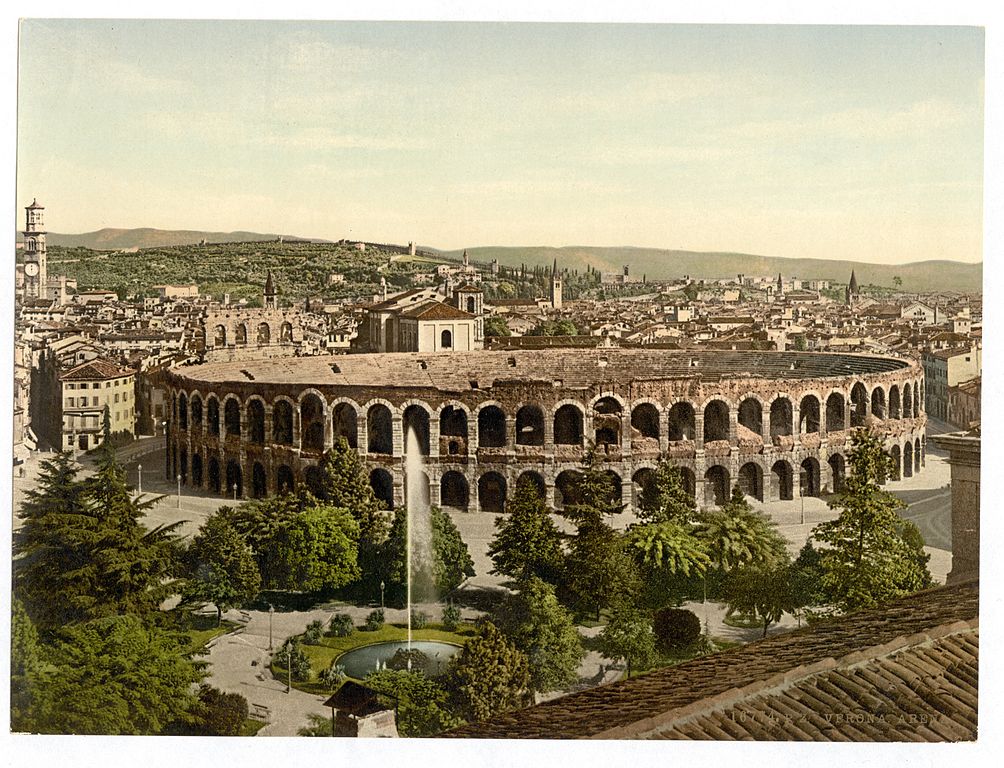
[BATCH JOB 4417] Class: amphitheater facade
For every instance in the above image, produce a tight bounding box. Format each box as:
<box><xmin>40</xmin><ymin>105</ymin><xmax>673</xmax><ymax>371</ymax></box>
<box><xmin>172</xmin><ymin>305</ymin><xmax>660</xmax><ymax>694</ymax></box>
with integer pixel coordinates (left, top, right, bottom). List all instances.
<box><xmin>162</xmin><ymin>349</ymin><xmax>927</xmax><ymax>513</ymax></box>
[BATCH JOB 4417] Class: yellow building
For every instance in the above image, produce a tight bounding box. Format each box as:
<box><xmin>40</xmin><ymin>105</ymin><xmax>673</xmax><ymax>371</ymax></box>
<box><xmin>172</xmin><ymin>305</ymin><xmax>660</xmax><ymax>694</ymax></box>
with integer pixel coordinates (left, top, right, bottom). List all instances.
<box><xmin>59</xmin><ymin>358</ymin><xmax>136</xmax><ymax>452</ymax></box>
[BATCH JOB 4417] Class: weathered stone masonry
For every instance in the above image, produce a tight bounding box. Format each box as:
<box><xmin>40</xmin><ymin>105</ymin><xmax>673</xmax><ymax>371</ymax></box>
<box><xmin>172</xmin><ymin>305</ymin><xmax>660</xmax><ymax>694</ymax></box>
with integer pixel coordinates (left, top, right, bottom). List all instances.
<box><xmin>163</xmin><ymin>349</ymin><xmax>926</xmax><ymax>512</ymax></box>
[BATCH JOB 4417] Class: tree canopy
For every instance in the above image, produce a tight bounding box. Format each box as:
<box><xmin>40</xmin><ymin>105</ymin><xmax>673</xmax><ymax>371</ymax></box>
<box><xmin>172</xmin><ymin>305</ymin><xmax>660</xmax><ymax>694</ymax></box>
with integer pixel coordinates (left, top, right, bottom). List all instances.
<box><xmin>446</xmin><ymin>621</ymin><xmax>530</xmax><ymax>723</ymax></box>
<box><xmin>487</xmin><ymin>475</ymin><xmax>564</xmax><ymax>583</ymax></box>
<box><xmin>183</xmin><ymin>512</ymin><xmax>261</xmax><ymax>624</ymax></box>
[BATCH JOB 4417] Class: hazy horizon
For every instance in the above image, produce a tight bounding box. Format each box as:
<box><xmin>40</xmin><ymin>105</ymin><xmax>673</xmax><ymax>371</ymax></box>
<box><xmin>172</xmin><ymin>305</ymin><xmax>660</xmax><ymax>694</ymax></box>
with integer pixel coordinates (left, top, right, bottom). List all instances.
<box><xmin>16</xmin><ymin>21</ymin><xmax>985</xmax><ymax>265</ymax></box>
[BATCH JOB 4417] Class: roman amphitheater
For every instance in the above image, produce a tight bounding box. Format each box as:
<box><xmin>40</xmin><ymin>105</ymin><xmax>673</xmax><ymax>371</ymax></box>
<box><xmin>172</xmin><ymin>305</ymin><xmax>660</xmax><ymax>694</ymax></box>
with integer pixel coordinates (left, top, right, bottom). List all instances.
<box><xmin>162</xmin><ymin>349</ymin><xmax>926</xmax><ymax>514</ymax></box>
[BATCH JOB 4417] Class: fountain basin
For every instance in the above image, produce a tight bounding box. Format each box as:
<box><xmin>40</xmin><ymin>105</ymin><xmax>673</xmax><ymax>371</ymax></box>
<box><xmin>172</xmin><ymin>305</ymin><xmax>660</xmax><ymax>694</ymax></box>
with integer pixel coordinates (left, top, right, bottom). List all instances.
<box><xmin>335</xmin><ymin>640</ymin><xmax>462</xmax><ymax>679</ymax></box>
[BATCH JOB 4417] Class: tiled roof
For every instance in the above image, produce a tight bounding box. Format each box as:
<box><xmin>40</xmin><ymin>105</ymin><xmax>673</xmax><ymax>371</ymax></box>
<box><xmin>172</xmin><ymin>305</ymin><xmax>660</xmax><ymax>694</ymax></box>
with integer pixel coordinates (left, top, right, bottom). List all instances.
<box><xmin>399</xmin><ymin>301</ymin><xmax>474</xmax><ymax>321</ymax></box>
<box><xmin>60</xmin><ymin>357</ymin><xmax>134</xmax><ymax>381</ymax></box>
<box><xmin>443</xmin><ymin>581</ymin><xmax>977</xmax><ymax>740</ymax></box>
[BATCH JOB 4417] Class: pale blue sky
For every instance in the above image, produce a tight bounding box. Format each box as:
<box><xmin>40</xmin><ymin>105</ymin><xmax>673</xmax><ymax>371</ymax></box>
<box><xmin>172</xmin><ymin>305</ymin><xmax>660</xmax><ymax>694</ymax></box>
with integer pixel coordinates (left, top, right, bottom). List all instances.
<box><xmin>16</xmin><ymin>21</ymin><xmax>984</xmax><ymax>262</ymax></box>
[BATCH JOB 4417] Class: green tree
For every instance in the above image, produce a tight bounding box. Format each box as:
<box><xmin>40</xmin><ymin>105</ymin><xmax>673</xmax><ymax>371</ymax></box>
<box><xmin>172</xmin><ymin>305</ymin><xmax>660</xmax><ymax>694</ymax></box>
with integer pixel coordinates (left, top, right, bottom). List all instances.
<box><xmin>11</xmin><ymin>599</ymin><xmax>42</xmax><ymax>732</ymax></box>
<box><xmin>28</xmin><ymin>615</ymin><xmax>202</xmax><ymax>734</ymax></box>
<box><xmin>624</xmin><ymin>520</ymin><xmax>710</xmax><ymax>608</ymax></box>
<box><xmin>637</xmin><ymin>459</ymin><xmax>696</xmax><ymax>524</ymax></box>
<box><xmin>365</xmin><ymin>670</ymin><xmax>463</xmax><ymax>737</ymax></box>
<box><xmin>446</xmin><ymin>621</ymin><xmax>530</xmax><ymax>722</ymax></box>
<box><xmin>812</xmin><ymin>430</ymin><xmax>934</xmax><ymax>612</ymax></box>
<box><xmin>483</xmin><ymin>315</ymin><xmax>511</xmax><ymax>337</ymax></box>
<box><xmin>722</xmin><ymin>563</ymin><xmax>796</xmax><ymax>638</ymax></box>
<box><xmin>893</xmin><ymin>276</ymin><xmax>903</xmax><ymax>288</ymax></box>
<box><xmin>383</xmin><ymin>507</ymin><xmax>475</xmax><ymax>602</ymax></box>
<box><xmin>597</xmin><ymin>604</ymin><xmax>657</xmax><ymax>678</ymax></box>
<box><xmin>495</xmin><ymin>577</ymin><xmax>583</xmax><ymax>694</ymax></box>
<box><xmin>183</xmin><ymin>513</ymin><xmax>261</xmax><ymax>625</ymax></box>
<box><xmin>189</xmin><ymin>685</ymin><xmax>249</xmax><ymax>736</ymax></box>
<box><xmin>695</xmin><ymin>486</ymin><xmax>789</xmax><ymax>575</ymax></box>
<box><xmin>790</xmin><ymin>540</ymin><xmax>827</xmax><ymax>612</ymax></box>
<box><xmin>487</xmin><ymin>475</ymin><xmax>564</xmax><ymax>583</ymax></box>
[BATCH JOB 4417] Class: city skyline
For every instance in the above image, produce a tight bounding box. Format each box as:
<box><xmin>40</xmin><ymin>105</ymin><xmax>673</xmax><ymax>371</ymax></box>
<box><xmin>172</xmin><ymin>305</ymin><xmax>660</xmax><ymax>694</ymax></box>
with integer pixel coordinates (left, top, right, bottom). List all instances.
<box><xmin>16</xmin><ymin>20</ymin><xmax>984</xmax><ymax>265</ymax></box>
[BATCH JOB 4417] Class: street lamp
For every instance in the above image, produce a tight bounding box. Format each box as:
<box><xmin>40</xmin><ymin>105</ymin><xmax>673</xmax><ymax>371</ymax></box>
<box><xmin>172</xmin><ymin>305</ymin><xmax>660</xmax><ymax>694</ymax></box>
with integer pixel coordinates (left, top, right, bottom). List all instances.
<box><xmin>231</xmin><ymin>483</ymin><xmax>237</xmax><ymax>501</ymax></box>
<box><xmin>268</xmin><ymin>604</ymin><xmax>274</xmax><ymax>651</ymax></box>
<box><xmin>176</xmin><ymin>474</ymin><xmax>182</xmax><ymax>508</ymax></box>
<box><xmin>380</xmin><ymin>580</ymin><xmax>385</xmax><ymax>609</ymax></box>
<box><xmin>137</xmin><ymin>463</ymin><xmax>142</xmax><ymax>494</ymax></box>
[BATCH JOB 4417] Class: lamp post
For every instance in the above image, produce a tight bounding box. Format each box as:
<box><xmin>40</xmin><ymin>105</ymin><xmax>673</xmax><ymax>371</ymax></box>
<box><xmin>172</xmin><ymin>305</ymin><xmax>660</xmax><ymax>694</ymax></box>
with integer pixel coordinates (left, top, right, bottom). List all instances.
<box><xmin>268</xmin><ymin>604</ymin><xmax>274</xmax><ymax>651</ymax></box>
<box><xmin>380</xmin><ymin>580</ymin><xmax>385</xmax><ymax>609</ymax></box>
<box><xmin>231</xmin><ymin>483</ymin><xmax>237</xmax><ymax>501</ymax></box>
<box><xmin>137</xmin><ymin>463</ymin><xmax>142</xmax><ymax>494</ymax></box>
<box><xmin>176</xmin><ymin>474</ymin><xmax>182</xmax><ymax>508</ymax></box>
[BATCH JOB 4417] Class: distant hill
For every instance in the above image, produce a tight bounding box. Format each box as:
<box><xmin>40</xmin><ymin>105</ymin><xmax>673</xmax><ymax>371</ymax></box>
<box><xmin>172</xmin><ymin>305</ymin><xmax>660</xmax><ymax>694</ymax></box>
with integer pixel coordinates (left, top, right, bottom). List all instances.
<box><xmin>16</xmin><ymin>227</ymin><xmax>329</xmax><ymax>250</ymax></box>
<box><xmin>437</xmin><ymin>246</ymin><xmax>983</xmax><ymax>294</ymax></box>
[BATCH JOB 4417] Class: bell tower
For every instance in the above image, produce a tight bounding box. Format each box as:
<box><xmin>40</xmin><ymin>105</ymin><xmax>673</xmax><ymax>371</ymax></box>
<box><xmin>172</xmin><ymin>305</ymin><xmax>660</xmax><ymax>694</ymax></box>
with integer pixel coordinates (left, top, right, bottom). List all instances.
<box><xmin>23</xmin><ymin>199</ymin><xmax>47</xmax><ymax>299</ymax></box>
<box><xmin>550</xmin><ymin>258</ymin><xmax>563</xmax><ymax>310</ymax></box>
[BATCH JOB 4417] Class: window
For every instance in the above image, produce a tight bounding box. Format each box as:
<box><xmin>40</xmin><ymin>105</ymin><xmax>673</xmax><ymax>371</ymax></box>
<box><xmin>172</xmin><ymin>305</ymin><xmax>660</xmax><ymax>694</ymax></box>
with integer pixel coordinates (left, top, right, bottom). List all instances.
<box><xmin>115</xmin><ymin>393</ymin><xmax>120</xmax><ymax>403</ymax></box>
<box><xmin>66</xmin><ymin>398</ymin><xmax>74</xmax><ymax>408</ymax></box>
<box><xmin>441</xmin><ymin>329</ymin><xmax>453</xmax><ymax>349</ymax></box>
<box><xmin>81</xmin><ymin>383</ymin><xmax>88</xmax><ymax>390</ymax></box>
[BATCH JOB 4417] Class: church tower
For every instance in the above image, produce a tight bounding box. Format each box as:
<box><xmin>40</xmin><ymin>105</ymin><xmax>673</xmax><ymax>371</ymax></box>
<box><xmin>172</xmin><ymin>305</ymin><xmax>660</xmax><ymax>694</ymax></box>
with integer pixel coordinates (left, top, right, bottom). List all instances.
<box><xmin>22</xmin><ymin>199</ymin><xmax>47</xmax><ymax>299</ymax></box>
<box><xmin>776</xmin><ymin>272</ymin><xmax>784</xmax><ymax>296</ymax></box>
<box><xmin>263</xmin><ymin>270</ymin><xmax>278</xmax><ymax>310</ymax></box>
<box><xmin>550</xmin><ymin>258</ymin><xmax>563</xmax><ymax>310</ymax></box>
<box><xmin>845</xmin><ymin>269</ymin><xmax>859</xmax><ymax>306</ymax></box>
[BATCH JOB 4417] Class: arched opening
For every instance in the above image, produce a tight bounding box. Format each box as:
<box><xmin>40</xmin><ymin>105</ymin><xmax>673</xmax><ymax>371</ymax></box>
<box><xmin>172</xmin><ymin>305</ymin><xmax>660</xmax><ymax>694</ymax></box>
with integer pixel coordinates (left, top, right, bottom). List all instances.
<box><xmin>679</xmin><ymin>467</ymin><xmax>697</xmax><ymax>500</ymax></box>
<box><xmin>799</xmin><ymin>395</ymin><xmax>820</xmax><ymax>434</ymax></box>
<box><xmin>207</xmin><ymin>398</ymin><xmax>220</xmax><ymax>437</ymax></box>
<box><xmin>770</xmin><ymin>398</ymin><xmax>793</xmax><ymax>439</ymax></box>
<box><xmin>248</xmin><ymin>400</ymin><xmax>265</xmax><ymax>444</ymax></box>
<box><xmin>224</xmin><ymin>399</ymin><xmax>241</xmax><ymax>438</ymax></box>
<box><xmin>440</xmin><ymin>471</ymin><xmax>470</xmax><ymax>509</ymax></box>
<box><xmin>277</xmin><ymin>465</ymin><xmax>295</xmax><ymax>494</ymax></box>
<box><xmin>555</xmin><ymin>470</ymin><xmax>583</xmax><ymax>509</ymax></box>
<box><xmin>593</xmin><ymin>397</ymin><xmax>623</xmax><ymax>447</ymax></box>
<box><xmin>440</xmin><ymin>329</ymin><xmax>453</xmax><ymax>349</ymax></box>
<box><xmin>478</xmin><ymin>405</ymin><xmax>507</xmax><ymax>448</ymax></box>
<box><xmin>225</xmin><ymin>460</ymin><xmax>243</xmax><ymax>498</ymax></box>
<box><xmin>213</xmin><ymin>325</ymin><xmax>227</xmax><ymax>347</ymax></box>
<box><xmin>280</xmin><ymin>322</ymin><xmax>293</xmax><ymax>343</ymax></box>
<box><xmin>332</xmin><ymin>403</ymin><xmax>358</xmax><ymax>448</ymax></box>
<box><xmin>871</xmin><ymin>387</ymin><xmax>886</xmax><ymax>420</ymax></box>
<box><xmin>826</xmin><ymin>392</ymin><xmax>846</xmax><ymax>433</ymax></box>
<box><xmin>772</xmin><ymin>460</ymin><xmax>793</xmax><ymax>501</ymax></box>
<box><xmin>478</xmin><ymin>472</ymin><xmax>507</xmax><ymax>513</ymax></box>
<box><xmin>191</xmin><ymin>395</ymin><xmax>203</xmax><ymax>431</ymax></box>
<box><xmin>179</xmin><ymin>446</ymin><xmax>188</xmax><ymax>483</ymax></box>
<box><xmin>828</xmin><ymin>453</ymin><xmax>845</xmax><ymax>493</ymax></box>
<box><xmin>738</xmin><ymin>462</ymin><xmax>764</xmax><ymax>502</ymax></box>
<box><xmin>632</xmin><ymin>468</ymin><xmax>657</xmax><ymax>502</ymax></box>
<box><xmin>251</xmin><ymin>462</ymin><xmax>267</xmax><ymax>498</ymax></box>
<box><xmin>890</xmin><ymin>385</ymin><xmax>901</xmax><ymax>420</ymax></box>
<box><xmin>515</xmin><ymin>405</ymin><xmax>544</xmax><ymax>447</ymax></box>
<box><xmin>403</xmin><ymin>404</ymin><xmax>431</xmax><ymax>456</ymax></box>
<box><xmin>704</xmin><ymin>465</ymin><xmax>730</xmax><ymax>506</ymax></box>
<box><xmin>370</xmin><ymin>468</ymin><xmax>394</xmax><ymax>510</ymax></box>
<box><xmin>915</xmin><ymin>437</ymin><xmax>922</xmax><ymax>473</ymax></box>
<box><xmin>367</xmin><ymin>404</ymin><xmax>393</xmax><ymax>455</ymax></box>
<box><xmin>304</xmin><ymin>465</ymin><xmax>326</xmax><ymax>497</ymax></box>
<box><xmin>191</xmin><ymin>454</ymin><xmax>203</xmax><ymax>488</ymax></box>
<box><xmin>631</xmin><ymin>403</ymin><xmax>660</xmax><ymax>441</ymax></box>
<box><xmin>517</xmin><ymin>471</ymin><xmax>546</xmax><ymax>501</ymax></box>
<box><xmin>257</xmin><ymin>323</ymin><xmax>271</xmax><ymax>345</ymax></box>
<box><xmin>554</xmin><ymin>404</ymin><xmax>584</xmax><ymax>445</ymax></box>
<box><xmin>800</xmin><ymin>458</ymin><xmax>820</xmax><ymax>497</ymax></box>
<box><xmin>903</xmin><ymin>442</ymin><xmax>914</xmax><ymax>478</ymax></box>
<box><xmin>604</xmin><ymin>471</ymin><xmax>623</xmax><ymax>506</ymax></box>
<box><xmin>273</xmin><ymin>401</ymin><xmax>294</xmax><ymax>445</ymax></box>
<box><xmin>466</xmin><ymin>296</ymin><xmax>476</xmax><ymax>314</ymax></box>
<box><xmin>889</xmin><ymin>445</ymin><xmax>902</xmax><ymax>481</ymax></box>
<box><xmin>738</xmin><ymin>398</ymin><xmax>763</xmax><ymax>438</ymax></box>
<box><xmin>208</xmin><ymin>458</ymin><xmax>221</xmax><ymax>494</ymax></box>
<box><xmin>179</xmin><ymin>393</ymin><xmax>189</xmax><ymax>430</ymax></box>
<box><xmin>667</xmin><ymin>402</ymin><xmax>696</xmax><ymax>441</ymax></box>
<box><xmin>902</xmin><ymin>383</ymin><xmax>913</xmax><ymax>419</ymax></box>
<box><xmin>235</xmin><ymin>324</ymin><xmax>248</xmax><ymax>345</ymax></box>
<box><xmin>439</xmin><ymin>405</ymin><xmax>468</xmax><ymax>456</ymax></box>
<box><xmin>851</xmin><ymin>383</ymin><xmax>868</xmax><ymax>427</ymax></box>
<box><xmin>703</xmin><ymin>400</ymin><xmax>729</xmax><ymax>443</ymax></box>
<box><xmin>300</xmin><ymin>394</ymin><xmax>325</xmax><ymax>453</ymax></box>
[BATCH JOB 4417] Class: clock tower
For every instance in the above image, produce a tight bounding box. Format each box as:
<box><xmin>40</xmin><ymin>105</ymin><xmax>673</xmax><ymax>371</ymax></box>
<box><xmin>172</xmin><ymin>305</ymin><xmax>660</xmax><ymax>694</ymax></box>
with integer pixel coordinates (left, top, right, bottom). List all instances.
<box><xmin>23</xmin><ymin>199</ymin><xmax>47</xmax><ymax>299</ymax></box>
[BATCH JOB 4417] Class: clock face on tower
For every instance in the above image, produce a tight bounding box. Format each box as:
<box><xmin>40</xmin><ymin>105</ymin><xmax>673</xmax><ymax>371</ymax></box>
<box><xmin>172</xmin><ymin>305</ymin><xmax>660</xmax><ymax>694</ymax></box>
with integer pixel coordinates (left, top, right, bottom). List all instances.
<box><xmin>24</xmin><ymin>262</ymin><xmax>39</xmax><ymax>277</ymax></box>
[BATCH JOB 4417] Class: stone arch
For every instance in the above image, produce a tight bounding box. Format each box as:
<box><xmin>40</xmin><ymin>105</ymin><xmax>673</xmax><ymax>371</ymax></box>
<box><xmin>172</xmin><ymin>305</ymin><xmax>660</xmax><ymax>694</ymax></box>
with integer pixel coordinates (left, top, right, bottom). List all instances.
<box><xmin>403</xmin><ymin>402</ymin><xmax>431</xmax><ymax>455</ymax></box>
<box><xmin>300</xmin><ymin>392</ymin><xmax>326</xmax><ymax>452</ymax></box>
<box><xmin>225</xmin><ymin>459</ymin><xmax>243</xmax><ymax>498</ymax></box>
<box><xmin>902</xmin><ymin>382</ymin><xmax>913</xmax><ymax>419</ymax></box>
<box><xmin>257</xmin><ymin>322</ymin><xmax>271</xmax><ymax>345</ymax></box>
<box><xmin>772</xmin><ymin>460</ymin><xmax>793</xmax><ymax>501</ymax></box>
<box><xmin>769</xmin><ymin>397</ymin><xmax>793</xmax><ymax>439</ymax></box>
<box><xmin>632</xmin><ymin>467</ymin><xmax>657</xmax><ymax>503</ymax></box>
<box><xmin>370</xmin><ymin>468</ymin><xmax>394</xmax><ymax>510</ymax></box>
<box><xmin>190</xmin><ymin>394</ymin><xmax>203</xmax><ymax>430</ymax></box>
<box><xmin>367</xmin><ymin>402</ymin><xmax>394</xmax><ymax>455</ymax></box>
<box><xmin>331</xmin><ymin>400</ymin><xmax>358</xmax><ymax>448</ymax></box>
<box><xmin>208</xmin><ymin>457</ymin><xmax>221</xmax><ymax>494</ymax></box>
<box><xmin>604</xmin><ymin>470</ymin><xmax>623</xmax><ymax>506</ymax></box>
<box><xmin>178</xmin><ymin>392</ymin><xmax>189</xmax><ymax>430</ymax></box>
<box><xmin>667</xmin><ymin>401</ymin><xmax>696</xmax><ymax>441</ymax></box>
<box><xmin>440</xmin><ymin>471</ymin><xmax>470</xmax><ymax>509</ymax></box>
<box><xmin>800</xmin><ymin>457</ymin><xmax>820</xmax><ymax>497</ymax></box>
<box><xmin>207</xmin><ymin>396</ymin><xmax>220</xmax><ymax>437</ymax></box>
<box><xmin>441</xmin><ymin>329</ymin><xmax>453</xmax><ymax>349</ymax></box>
<box><xmin>890</xmin><ymin>385</ymin><xmax>901</xmax><ymax>420</ymax></box>
<box><xmin>903</xmin><ymin>441</ymin><xmax>914</xmax><ymax>478</ymax></box>
<box><xmin>213</xmin><ymin>324</ymin><xmax>227</xmax><ymax>347</ymax></box>
<box><xmin>704</xmin><ymin>465</ymin><xmax>730</xmax><ymax>506</ymax></box>
<box><xmin>826</xmin><ymin>391</ymin><xmax>846</xmax><ymax>433</ymax></box>
<box><xmin>280</xmin><ymin>321</ymin><xmax>293</xmax><ymax>343</ymax></box>
<box><xmin>828</xmin><ymin>453</ymin><xmax>845</xmax><ymax>493</ymax></box>
<box><xmin>223</xmin><ymin>396</ymin><xmax>241</xmax><ymax>438</ymax></box>
<box><xmin>478</xmin><ymin>472</ymin><xmax>507</xmax><ymax>513</ymax></box>
<box><xmin>191</xmin><ymin>453</ymin><xmax>203</xmax><ymax>487</ymax></box>
<box><xmin>247</xmin><ymin>398</ymin><xmax>266</xmax><ymax>444</ymax></box>
<box><xmin>679</xmin><ymin>466</ymin><xmax>697</xmax><ymax>499</ymax></box>
<box><xmin>799</xmin><ymin>394</ymin><xmax>820</xmax><ymax>434</ymax></box>
<box><xmin>738</xmin><ymin>462</ymin><xmax>764</xmax><ymax>502</ymax></box>
<box><xmin>304</xmin><ymin>465</ymin><xmax>326</xmax><ymax>497</ymax></box>
<box><xmin>273</xmin><ymin>399</ymin><xmax>294</xmax><ymax>445</ymax></box>
<box><xmin>277</xmin><ymin>464</ymin><xmax>295</xmax><ymax>494</ymax></box>
<box><xmin>251</xmin><ymin>462</ymin><xmax>267</xmax><ymax>498</ymax></box>
<box><xmin>517</xmin><ymin>470</ymin><xmax>547</xmax><ymax>500</ymax></box>
<box><xmin>630</xmin><ymin>402</ymin><xmax>661</xmax><ymax>440</ymax></box>
<box><xmin>871</xmin><ymin>386</ymin><xmax>886</xmax><ymax>420</ymax></box>
<box><xmin>439</xmin><ymin>403</ymin><xmax>469</xmax><ymax>456</ymax></box>
<box><xmin>554</xmin><ymin>402</ymin><xmax>585</xmax><ymax>445</ymax></box>
<box><xmin>235</xmin><ymin>323</ymin><xmax>248</xmax><ymax>345</ymax></box>
<box><xmin>851</xmin><ymin>382</ymin><xmax>868</xmax><ymax>427</ymax></box>
<box><xmin>555</xmin><ymin>469</ymin><xmax>583</xmax><ymax>508</ymax></box>
<box><xmin>889</xmin><ymin>444</ymin><xmax>902</xmax><ymax>481</ymax></box>
<box><xmin>738</xmin><ymin>397</ymin><xmax>763</xmax><ymax>437</ymax></box>
<box><xmin>592</xmin><ymin>395</ymin><xmax>623</xmax><ymax>447</ymax></box>
<box><xmin>515</xmin><ymin>404</ymin><xmax>545</xmax><ymax>446</ymax></box>
<box><xmin>703</xmin><ymin>400</ymin><xmax>729</xmax><ymax>443</ymax></box>
<box><xmin>477</xmin><ymin>403</ymin><xmax>507</xmax><ymax>448</ymax></box>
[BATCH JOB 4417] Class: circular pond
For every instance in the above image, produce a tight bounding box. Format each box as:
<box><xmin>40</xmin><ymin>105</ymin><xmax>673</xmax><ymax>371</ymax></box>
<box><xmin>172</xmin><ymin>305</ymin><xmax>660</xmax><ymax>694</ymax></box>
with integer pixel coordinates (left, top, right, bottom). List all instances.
<box><xmin>336</xmin><ymin>640</ymin><xmax>462</xmax><ymax>679</ymax></box>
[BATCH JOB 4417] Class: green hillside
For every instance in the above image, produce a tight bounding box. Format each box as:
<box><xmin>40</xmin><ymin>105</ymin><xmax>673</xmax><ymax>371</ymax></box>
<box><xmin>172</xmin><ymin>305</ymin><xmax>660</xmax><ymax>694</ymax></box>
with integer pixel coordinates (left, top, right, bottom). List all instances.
<box><xmin>438</xmin><ymin>246</ymin><xmax>982</xmax><ymax>294</ymax></box>
<box><xmin>16</xmin><ymin>227</ymin><xmax>324</xmax><ymax>250</ymax></box>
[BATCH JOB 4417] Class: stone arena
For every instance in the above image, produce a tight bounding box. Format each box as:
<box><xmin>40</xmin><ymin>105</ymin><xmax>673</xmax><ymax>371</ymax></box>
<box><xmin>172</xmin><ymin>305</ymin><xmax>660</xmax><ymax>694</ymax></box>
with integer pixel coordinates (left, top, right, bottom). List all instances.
<box><xmin>162</xmin><ymin>349</ymin><xmax>927</xmax><ymax>513</ymax></box>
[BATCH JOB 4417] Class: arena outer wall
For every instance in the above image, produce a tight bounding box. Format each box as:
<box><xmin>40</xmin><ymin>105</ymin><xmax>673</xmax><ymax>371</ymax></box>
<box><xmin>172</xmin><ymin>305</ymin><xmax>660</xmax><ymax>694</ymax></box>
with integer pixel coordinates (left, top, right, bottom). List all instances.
<box><xmin>162</xmin><ymin>349</ymin><xmax>927</xmax><ymax>514</ymax></box>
